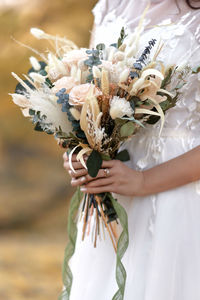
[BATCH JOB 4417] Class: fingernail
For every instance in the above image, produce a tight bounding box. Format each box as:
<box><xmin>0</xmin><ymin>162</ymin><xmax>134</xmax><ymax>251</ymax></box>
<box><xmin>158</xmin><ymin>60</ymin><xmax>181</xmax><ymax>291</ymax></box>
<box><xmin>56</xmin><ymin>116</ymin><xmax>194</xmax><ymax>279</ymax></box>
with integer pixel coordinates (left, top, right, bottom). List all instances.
<box><xmin>69</xmin><ymin>170</ymin><xmax>72</xmax><ymax>175</ymax></box>
<box><xmin>80</xmin><ymin>187</ymin><xmax>87</xmax><ymax>192</ymax></box>
<box><xmin>71</xmin><ymin>178</ymin><xmax>75</xmax><ymax>182</ymax></box>
<box><xmin>80</xmin><ymin>176</ymin><xmax>86</xmax><ymax>182</ymax></box>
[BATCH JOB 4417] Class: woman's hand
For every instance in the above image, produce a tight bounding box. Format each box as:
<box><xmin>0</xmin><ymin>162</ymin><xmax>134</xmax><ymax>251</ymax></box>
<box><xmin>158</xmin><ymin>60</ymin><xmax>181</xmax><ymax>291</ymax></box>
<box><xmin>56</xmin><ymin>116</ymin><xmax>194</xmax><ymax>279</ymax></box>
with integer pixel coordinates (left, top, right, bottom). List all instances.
<box><xmin>64</xmin><ymin>145</ymin><xmax>200</xmax><ymax>197</ymax></box>
<box><xmin>63</xmin><ymin>152</ymin><xmax>144</xmax><ymax>197</ymax></box>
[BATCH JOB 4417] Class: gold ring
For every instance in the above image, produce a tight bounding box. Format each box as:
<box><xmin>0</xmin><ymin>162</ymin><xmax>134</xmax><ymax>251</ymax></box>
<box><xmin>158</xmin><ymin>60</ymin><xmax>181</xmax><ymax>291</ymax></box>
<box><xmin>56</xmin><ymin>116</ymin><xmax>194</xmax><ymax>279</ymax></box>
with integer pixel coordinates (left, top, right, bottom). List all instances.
<box><xmin>103</xmin><ymin>168</ymin><xmax>110</xmax><ymax>177</ymax></box>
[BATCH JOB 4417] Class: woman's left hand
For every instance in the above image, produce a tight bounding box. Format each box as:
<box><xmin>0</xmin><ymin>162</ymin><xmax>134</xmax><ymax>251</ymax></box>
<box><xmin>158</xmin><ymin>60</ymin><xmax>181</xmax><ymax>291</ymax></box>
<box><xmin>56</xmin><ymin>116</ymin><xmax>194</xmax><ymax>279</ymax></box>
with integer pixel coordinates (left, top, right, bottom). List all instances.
<box><xmin>69</xmin><ymin>159</ymin><xmax>144</xmax><ymax>197</ymax></box>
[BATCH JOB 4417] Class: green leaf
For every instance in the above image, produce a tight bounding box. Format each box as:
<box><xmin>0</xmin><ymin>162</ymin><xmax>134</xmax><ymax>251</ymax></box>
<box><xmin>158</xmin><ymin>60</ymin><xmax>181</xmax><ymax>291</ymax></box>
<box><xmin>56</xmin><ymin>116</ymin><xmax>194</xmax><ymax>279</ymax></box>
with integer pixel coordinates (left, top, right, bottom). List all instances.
<box><xmin>120</xmin><ymin>122</ymin><xmax>135</xmax><ymax>137</ymax></box>
<box><xmin>29</xmin><ymin>109</ymin><xmax>35</xmax><ymax>116</ymax></box>
<box><xmin>110</xmin><ymin>43</ymin><xmax>117</xmax><ymax>48</ymax></box>
<box><xmin>161</xmin><ymin>67</ymin><xmax>173</xmax><ymax>89</ymax></box>
<box><xmin>101</xmin><ymin>153</ymin><xmax>111</xmax><ymax>161</ymax></box>
<box><xmin>121</xmin><ymin>116</ymin><xmax>145</xmax><ymax>128</ymax></box>
<box><xmin>117</xmin><ymin>27</ymin><xmax>128</xmax><ymax>48</ymax></box>
<box><xmin>159</xmin><ymin>99</ymin><xmax>171</xmax><ymax>111</ymax></box>
<box><xmin>192</xmin><ymin>65</ymin><xmax>200</xmax><ymax>74</ymax></box>
<box><xmin>86</xmin><ymin>150</ymin><xmax>102</xmax><ymax>178</ymax></box>
<box><xmin>34</xmin><ymin>122</ymin><xmax>44</xmax><ymax>132</ymax></box>
<box><xmin>115</xmin><ymin>149</ymin><xmax>130</xmax><ymax>162</ymax></box>
<box><xmin>96</xmin><ymin>43</ymin><xmax>105</xmax><ymax>51</ymax></box>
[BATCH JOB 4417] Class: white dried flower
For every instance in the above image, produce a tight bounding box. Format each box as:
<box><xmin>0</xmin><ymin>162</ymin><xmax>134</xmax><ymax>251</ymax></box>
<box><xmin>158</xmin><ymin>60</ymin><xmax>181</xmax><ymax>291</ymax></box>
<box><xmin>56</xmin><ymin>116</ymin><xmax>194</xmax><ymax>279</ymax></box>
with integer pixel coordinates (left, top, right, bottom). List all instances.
<box><xmin>127</xmin><ymin>33</ymin><xmax>137</xmax><ymax>47</ymax></box>
<box><xmin>70</xmin><ymin>64</ymin><xmax>78</xmax><ymax>79</ymax></box>
<box><xmin>76</xmin><ymin>69</ymin><xmax>82</xmax><ymax>83</ymax></box>
<box><xmin>130</xmin><ymin>78</ymin><xmax>145</xmax><ymax>95</ymax></box>
<box><xmin>29</xmin><ymin>56</ymin><xmax>41</xmax><ymax>71</ymax></box>
<box><xmin>107</xmin><ymin>47</ymin><xmax>117</xmax><ymax>61</ymax></box>
<box><xmin>113</xmin><ymin>51</ymin><xmax>125</xmax><ymax>62</ymax></box>
<box><xmin>119</xmin><ymin>68</ymin><xmax>130</xmax><ymax>83</ymax></box>
<box><xmin>30</xmin><ymin>28</ymin><xmax>46</xmax><ymax>39</ymax></box>
<box><xmin>70</xmin><ymin>108</ymin><xmax>81</xmax><ymax>120</ymax></box>
<box><xmin>110</xmin><ymin>96</ymin><xmax>134</xmax><ymax>119</ymax></box>
<box><xmin>11</xmin><ymin>72</ymin><xmax>33</xmax><ymax>93</ymax></box>
<box><xmin>47</xmin><ymin>53</ymin><xmax>68</xmax><ymax>80</ymax></box>
<box><xmin>78</xmin><ymin>60</ymin><xmax>87</xmax><ymax>71</ymax></box>
<box><xmin>92</xmin><ymin>66</ymin><xmax>101</xmax><ymax>78</ymax></box>
<box><xmin>10</xmin><ymin>93</ymin><xmax>30</xmax><ymax>106</ymax></box>
<box><xmin>176</xmin><ymin>61</ymin><xmax>187</xmax><ymax>72</ymax></box>
<box><xmin>28</xmin><ymin>88</ymin><xmax>72</xmax><ymax>133</ymax></box>
<box><xmin>125</xmin><ymin>45</ymin><xmax>137</xmax><ymax>58</ymax></box>
<box><xmin>118</xmin><ymin>44</ymin><xmax>126</xmax><ymax>52</ymax></box>
<box><xmin>22</xmin><ymin>108</ymin><xmax>30</xmax><ymax>117</ymax></box>
<box><xmin>29</xmin><ymin>72</ymin><xmax>46</xmax><ymax>83</ymax></box>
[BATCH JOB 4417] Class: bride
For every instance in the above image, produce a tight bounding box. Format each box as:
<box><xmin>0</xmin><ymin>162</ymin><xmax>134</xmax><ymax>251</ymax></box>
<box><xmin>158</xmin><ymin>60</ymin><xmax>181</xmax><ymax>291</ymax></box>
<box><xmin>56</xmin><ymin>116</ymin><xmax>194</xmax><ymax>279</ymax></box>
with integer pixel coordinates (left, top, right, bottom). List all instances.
<box><xmin>63</xmin><ymin>0</ymin><xmax>200</xmax><ymax>299</ymax></box>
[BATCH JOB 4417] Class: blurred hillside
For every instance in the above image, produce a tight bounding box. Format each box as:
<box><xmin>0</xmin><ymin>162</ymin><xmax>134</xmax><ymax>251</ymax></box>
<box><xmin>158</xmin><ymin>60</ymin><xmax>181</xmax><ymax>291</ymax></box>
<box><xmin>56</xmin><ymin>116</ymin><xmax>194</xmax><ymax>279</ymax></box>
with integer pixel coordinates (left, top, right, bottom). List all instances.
<box><xmin>0</xmin><ymin>0</ymin><xmax>96</xmax><ymax>299</ymax></box>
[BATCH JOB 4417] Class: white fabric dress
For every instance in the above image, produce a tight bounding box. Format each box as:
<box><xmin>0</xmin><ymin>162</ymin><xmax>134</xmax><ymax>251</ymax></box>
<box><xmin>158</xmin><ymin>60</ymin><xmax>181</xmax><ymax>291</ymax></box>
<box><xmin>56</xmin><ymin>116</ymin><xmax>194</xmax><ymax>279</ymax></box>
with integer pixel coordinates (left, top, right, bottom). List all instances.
<box><xmin>69</xmin><ymin>1</ymin><xmax>200</xmax><ymax>299</ymax></box>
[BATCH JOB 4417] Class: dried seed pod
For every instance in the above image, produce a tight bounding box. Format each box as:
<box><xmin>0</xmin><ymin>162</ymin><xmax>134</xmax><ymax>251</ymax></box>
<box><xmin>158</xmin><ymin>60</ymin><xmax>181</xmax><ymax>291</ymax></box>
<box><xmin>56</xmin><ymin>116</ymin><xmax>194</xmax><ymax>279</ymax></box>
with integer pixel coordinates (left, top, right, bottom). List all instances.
<box><xmin>29</xmin><ymin>72</ymin><xmax>46</xmax><ymax>83</ymax></box>
<box><xmin>92</xmin><ymin>66</ymin><xmax>101</xmax><ymax>79</ymax></box>
<box><xmin>70</xmin><ymin>108</ymin><xmax>81</xmax><ymax>120</ymax></box>
<box><xmin>125</xmin><ymin>45</ymin><xmax>137</xmax><ymax>58</ymax></box>
<box><xmin>113</xmin><ymin>51</ymin><xmax>125</xmax><ymax>62</ymax></box>
<box><xmin>119</xmin><ymin>69</ymin><xmax>130</xmax><ymax>83</ymax></box>
<box><xmin>118</xmin><ymin>43</ymin><xmax>126</xmax><ymax>52</ymax></box>
<box><xmin>101</xmin><ymin>68</ymin><xmax>109</xmax><ymax>95</ymax></box>
<box><xmin>70</xmin><ymin>64</ymin><xmax>78</xmax><ymax>79</ymax></box>
<box><xmin>29</xmin><ymin>56</ymin><xmax>41</xmax><ymax>71</ymax></box>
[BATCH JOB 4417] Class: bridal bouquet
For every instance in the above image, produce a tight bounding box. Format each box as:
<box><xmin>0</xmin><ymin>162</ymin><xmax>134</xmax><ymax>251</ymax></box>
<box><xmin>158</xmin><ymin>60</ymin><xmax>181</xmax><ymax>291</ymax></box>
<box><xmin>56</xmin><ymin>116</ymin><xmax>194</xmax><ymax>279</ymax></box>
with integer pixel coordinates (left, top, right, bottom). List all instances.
<box><xmin>10</xmin><ymin>26</ymin><xmax>190</xmax><ymax>299</ymax></box>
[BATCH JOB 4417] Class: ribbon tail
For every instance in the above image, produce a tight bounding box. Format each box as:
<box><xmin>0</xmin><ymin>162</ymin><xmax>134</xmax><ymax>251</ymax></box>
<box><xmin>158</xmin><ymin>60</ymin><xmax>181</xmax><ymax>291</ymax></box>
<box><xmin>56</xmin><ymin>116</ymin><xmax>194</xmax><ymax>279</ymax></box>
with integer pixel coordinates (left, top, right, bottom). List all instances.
<box><xmin>58</xmin><ymin>187</ymin><xmax>83</xmax><ymax>300</ymax></box>
<box><xmin>108</xmin><ymin>193</ymin><xmax>129</xmax><ymax>300</ymax></box>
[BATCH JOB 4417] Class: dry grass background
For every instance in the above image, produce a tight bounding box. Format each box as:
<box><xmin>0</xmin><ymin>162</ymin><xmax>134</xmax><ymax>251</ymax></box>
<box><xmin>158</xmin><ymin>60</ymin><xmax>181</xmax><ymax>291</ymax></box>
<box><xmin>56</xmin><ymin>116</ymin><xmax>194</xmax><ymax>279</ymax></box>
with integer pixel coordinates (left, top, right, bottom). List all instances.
<box><xmin>0</xmin><ymin>0</ymin><xmax>97</xmax><ymax>299</ymax></box>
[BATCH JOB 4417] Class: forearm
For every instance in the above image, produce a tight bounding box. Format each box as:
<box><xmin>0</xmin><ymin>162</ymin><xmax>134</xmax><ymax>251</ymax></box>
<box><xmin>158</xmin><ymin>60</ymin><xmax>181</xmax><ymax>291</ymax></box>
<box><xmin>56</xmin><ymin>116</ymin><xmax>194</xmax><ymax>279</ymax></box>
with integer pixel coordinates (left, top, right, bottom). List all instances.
<box><xmin>141</xmin><ymin>145</ymin><xmax>200</xmax><ymax>196</ymax></box>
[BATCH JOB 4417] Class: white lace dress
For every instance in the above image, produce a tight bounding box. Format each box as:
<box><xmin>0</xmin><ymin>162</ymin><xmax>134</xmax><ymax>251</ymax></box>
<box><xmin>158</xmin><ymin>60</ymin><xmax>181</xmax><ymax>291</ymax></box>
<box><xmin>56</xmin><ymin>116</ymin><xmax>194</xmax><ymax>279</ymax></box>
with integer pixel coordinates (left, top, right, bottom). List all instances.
<box><xmin>69</xmin><ymin>1</ymin><xmax>200</xmax><ymax>299</ymax></box>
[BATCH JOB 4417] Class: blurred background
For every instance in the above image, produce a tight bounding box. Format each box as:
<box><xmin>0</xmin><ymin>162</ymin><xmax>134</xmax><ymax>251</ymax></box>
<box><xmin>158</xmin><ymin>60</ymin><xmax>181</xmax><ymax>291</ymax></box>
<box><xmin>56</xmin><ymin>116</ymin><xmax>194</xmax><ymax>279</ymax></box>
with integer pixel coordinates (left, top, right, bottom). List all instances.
<box><xmin>0</xmin><ymin>0</ymin><xmax>96</xmax><ymax>299</ymax></box>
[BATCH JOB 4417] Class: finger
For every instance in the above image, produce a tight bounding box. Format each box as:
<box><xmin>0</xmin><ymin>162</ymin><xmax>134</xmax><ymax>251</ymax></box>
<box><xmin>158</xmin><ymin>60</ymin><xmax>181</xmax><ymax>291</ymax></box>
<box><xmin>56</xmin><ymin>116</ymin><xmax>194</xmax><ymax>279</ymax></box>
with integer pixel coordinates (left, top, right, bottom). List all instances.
<box><xmin>70</xmin><ymin>169</ymin><xmax>113</xmax><ymax>186</ymax></box>
<box><xmin>80</xmin><ymin>184</ymin><xmax>114</xmax><ymax>194</ymax></box>
<box><xmin>63</xmin><ymin>153</ymin><xmax>88</xmax><ymax>162</ymax></box>
<box><xmin>85</xmin><ymin>177</ymin><xmax>113</xmax><ymax>187</ymax></box>
<box><xmin>101</xmin><ymin>160</ymin><xmax>115</xmax><ymax>168</ymax></box>
<box><xmin>84</xmin><ymin>168</ymin><xmax>113</xmax><ymax>183</ymax></box>
<box><xmin>69</xmin><ymin>168</ymin><xmax>88</xmax><ymax>178</ymax></box>
<box><xmin>71</xmin><ymin>176</ymin><xmax>88</xmax><ymax>187</ymax></box>
<box><xmin>63</xmin><ymin>161</ymin><xmax>86</xmax><ymax>172</ymax></box>
<box><xmin>63</xmin><ymin>151</ymin><xmax>68</xmax><ymax>160</ymax></box>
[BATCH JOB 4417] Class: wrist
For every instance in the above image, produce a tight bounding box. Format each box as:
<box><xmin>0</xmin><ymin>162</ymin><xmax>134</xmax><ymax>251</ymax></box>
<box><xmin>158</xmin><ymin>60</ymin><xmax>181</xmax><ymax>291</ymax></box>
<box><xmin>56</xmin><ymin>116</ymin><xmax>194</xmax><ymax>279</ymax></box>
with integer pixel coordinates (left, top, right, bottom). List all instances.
<box><xmin>131</xmin><ymin>170</ymin><xmax>146</xmax><ymax>197</ymax></box>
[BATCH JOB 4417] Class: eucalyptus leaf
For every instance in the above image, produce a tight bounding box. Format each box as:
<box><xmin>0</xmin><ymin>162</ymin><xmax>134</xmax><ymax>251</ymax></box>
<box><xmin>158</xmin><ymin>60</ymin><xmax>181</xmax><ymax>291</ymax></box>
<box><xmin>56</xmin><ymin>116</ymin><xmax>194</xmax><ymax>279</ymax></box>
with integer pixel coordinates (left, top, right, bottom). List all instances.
<box><xmin>34</xmin><ymin>122</ymin><xmax>44</xmax><ymax>132</ymax></box>
<box><xmin>121</xmin><ymin>117</ymin><xmax>144</xmax><ymax>128</ymax></box>
<box><xmin>110</xmin><ymin>43</ymin><xmax>117</xmax><ymax>48</ymax></box>
<box><xmin>120</xmin><ymin>122</ymin><xmax>135</xmax><ymax>137</ymax></box>
<box><xmin>29</xmin><ymin>109</ymin><xmax>35</xmax><ymax>116</ymax></box>
<box><xmin>86</xmin><ymin>150</ymin><xmax>102</xmax><ymax>178</ymax></box>
<box><xmin>96</xmin><ymin>43</ymin><xmax>105</xmax><ymax>51</ymax></box>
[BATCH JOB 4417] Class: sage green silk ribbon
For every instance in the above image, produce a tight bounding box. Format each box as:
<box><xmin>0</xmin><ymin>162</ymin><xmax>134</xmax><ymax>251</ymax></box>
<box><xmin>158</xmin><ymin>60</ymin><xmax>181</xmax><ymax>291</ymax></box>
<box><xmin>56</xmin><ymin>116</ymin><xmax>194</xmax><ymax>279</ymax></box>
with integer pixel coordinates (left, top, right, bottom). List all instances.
<box><xmin>58</xmin><ymin>187</ymin><xmax>83</xmax><ymax>300</ymax></box>
<box><xmin>109</xmin><ymin>193</ymin><xmax>129</xmax><ymax>300</ymax></box>
<box><xmin>59</xmin><ymin>190</ymin><xmax>129</xmax><ymax>300</ymax></box>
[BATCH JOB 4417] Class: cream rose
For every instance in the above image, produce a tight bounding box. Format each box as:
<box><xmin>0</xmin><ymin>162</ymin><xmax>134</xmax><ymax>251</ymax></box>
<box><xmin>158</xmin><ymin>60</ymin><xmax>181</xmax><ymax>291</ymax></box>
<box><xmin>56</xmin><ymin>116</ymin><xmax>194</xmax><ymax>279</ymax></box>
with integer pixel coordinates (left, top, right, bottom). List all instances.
<box><xmin>62</xmin><ymin>49</ymin><xmax>88</xmax><ymax>67</ymax></box>
<box><xmin>52</xmin><ymin>76</ymin><xmax>76</xmax><ymax>94</ymax></box>
<box><xmin>69</xmin><ymin>83</ymin><xmax>102</xmax><ymax>105</ymax></box>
